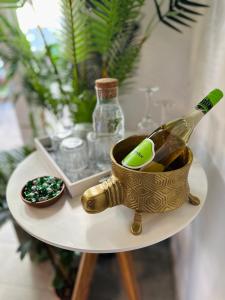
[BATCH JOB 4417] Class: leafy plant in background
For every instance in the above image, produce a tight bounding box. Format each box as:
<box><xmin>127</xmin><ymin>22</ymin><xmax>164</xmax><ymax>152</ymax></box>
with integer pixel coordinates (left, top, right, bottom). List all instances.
<box><xmin>0</xmin><ymin>0</ymin><xmax>208</xmax><ymax>126</ymax></box>
<box><xmin>0</xmin><ymin>0</ymin><xmax>208</xmax><ymax>299</ymax></box>
<box><xmin>0</xmin><ymin>146</ymin><xmax>32</xmax><ymax>212</ymax></box>
<box><xmin>17</xmin><ymin>237</ymin><xmax>81</xmax><ymax>299</ymax></box>
<box><xmin>0</xmin><ymin>0</ymin><xmax>26</xmax><ymax>9</ymax></box>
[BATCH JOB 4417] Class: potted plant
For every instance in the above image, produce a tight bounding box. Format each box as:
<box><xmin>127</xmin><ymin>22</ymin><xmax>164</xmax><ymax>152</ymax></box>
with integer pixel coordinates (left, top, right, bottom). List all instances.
<box><xmin>0</xmin><ymin>0</ymin><xmax>208</xmax><ymax>135</ymax></box>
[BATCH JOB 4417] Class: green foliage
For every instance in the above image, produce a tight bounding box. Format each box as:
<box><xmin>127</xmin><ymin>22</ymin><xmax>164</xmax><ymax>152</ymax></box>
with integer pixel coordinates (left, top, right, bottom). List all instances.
<box><xmin>0</xmin><ymin>147</ymin><xmax>32</xmax><ymax>226</ymax></box>
<box><xmin>61</xmin><ymin>0</ymin><xmax>92</xmax><ymax>94</ymax></box>
<box><xmin>88</xmin><ymin>1</ymin><xmax>142</xmax><ymax>57</ymax></box>
<box><xmin>52</xmin><ymin>248</ymin><xmax>80</xmax><ymax>298</ymax></box>
<box><xmin>86</xmin><ymin>0</ymin><xmax>143</xmax><ymax>83</ymax></box>
<box><xmin>0</xmin><ymin>147</ymin><xmax>31</xmax><ymax>234</ymax></box>
<box><xmin>0</xmin><ymin>0</ymin><xmax>208</xmax><ymax>124</ymax></box>
<box><xmin>70</xmin><ymin>90</ymin><xmax>96</xmax><ymax>123</ymax></box>
<box><xmin>18</xmin><ymin>236</ymin><xmax>80</xmax><ymax>299</ymax></box>
<box><xmin>59</xmin><ymin>0</ymin><xmax>147</xmax><ymax>99</ymax></box>
<box><xmin>17</xmin><ymin>240</ymin><xmax>32</xmax><ymax>259</ymax></box>
<box><xmin>0</xmin><ymin>146</ymin><xmax>32</xmax><ymax>209</ymax></box>
<box><xmin>16</xmin><ymin>236</ymin><xmax>80</xmax><ymax>299</ymax></box>
<box><xmin>0</xmin><ymin>14</ymin><xmax>61</xmax><ymax>113</ymax></box>
<box><xmin>0</xmin><ymin>0</ymin><xmax>26</xmax><ymax>9</ymax></box>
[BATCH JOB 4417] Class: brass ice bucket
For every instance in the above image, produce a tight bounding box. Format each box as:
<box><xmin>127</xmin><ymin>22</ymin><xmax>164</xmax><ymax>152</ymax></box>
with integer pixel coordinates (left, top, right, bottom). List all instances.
<box><xmin>82</xmin><ymin>135</ymin><xmax>200</xmax><ymax>235</ymax></box>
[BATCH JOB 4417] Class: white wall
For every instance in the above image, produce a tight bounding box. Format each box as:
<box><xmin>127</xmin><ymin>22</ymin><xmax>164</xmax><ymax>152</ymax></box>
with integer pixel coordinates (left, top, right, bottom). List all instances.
<box><xmin>121</xmin><ymin>1</ymin><xmax>192</xmax><ymax>131</ymax></box>
<box><xmin>170</xmin><ymin>2</ymin><xmax>225</xmax><ymax>300</ymax></box>
<box><xmin>124</xmin><ymin>2</ymin><xmax>225</xmax><ymax>300</ymax></box>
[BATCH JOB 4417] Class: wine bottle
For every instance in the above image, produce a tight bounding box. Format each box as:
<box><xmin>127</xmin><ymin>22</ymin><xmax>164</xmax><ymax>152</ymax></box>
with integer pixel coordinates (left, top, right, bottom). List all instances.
<box><xmin>122</xmin><ymin>89</ymin><xmax>223</xmax><ymax>172</ymax></box>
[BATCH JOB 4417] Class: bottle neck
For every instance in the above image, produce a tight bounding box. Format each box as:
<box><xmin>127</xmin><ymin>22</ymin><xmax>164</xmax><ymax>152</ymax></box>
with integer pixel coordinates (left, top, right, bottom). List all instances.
<box><xmin>186</xmin><ymin>108</ymin><xmax>204</xmax><ymax>128</ymax></box>
<box><xmin>185</xmin><ymin>90</ymin><xmax>223</xmax><ymax>130</ymax></box>
<box><xmin>96</xmin><ymin>87</ymin><xmax>119</xmax><ymax>105</ymax></box>
<box><xmin>183</xmin><ymin>89</ymin><xmax>223</xmax><ymax>139</ymax></box>
<box><xmin>97</xmin><ymin>96</ymin><xmax>119</xmax><ymax>105</ymax></box>
<box><xmin>179</xmin><ymin>108</ymin><xmax>204</xmax><ymax>144</ymax></box>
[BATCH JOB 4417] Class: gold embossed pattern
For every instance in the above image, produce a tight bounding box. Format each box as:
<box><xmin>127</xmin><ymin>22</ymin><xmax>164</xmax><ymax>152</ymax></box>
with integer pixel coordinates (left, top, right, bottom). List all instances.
<box><xmin>111</xmin><ymin>135</ymin><xmax>192</xmax><ymax>213</ymax></box>
<box><xmin>112</xmin><ymin>162</ymin><xmax>190</xmax><ymax>212</ymax></box>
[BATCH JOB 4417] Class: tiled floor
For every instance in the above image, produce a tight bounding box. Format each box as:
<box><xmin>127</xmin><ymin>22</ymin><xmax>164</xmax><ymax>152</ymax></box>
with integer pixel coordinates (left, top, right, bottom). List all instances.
<box><xmin>0</xmin><ymin>220</ymin><xmax>58</xmax><ymax>300</ymax></box>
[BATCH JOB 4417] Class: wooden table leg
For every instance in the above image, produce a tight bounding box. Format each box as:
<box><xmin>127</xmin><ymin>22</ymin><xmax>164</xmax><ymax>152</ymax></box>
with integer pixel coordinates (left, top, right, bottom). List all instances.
<box><xmin>71</xmin><ymin>253</ymin><xmax>98</xmax><ymax>300</ymax></box>
<box><xmin>116</xmin><ymin>252</ymin><xmax>140</xmax><ymax>300</ymax></box>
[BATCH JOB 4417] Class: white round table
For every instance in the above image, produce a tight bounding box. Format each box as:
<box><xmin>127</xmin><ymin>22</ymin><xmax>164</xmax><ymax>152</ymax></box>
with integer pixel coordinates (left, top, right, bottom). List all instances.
<box><xmin>6</xmin><ymin>151</ymin><xmax>208</xmax><ymax>300</ymax></box>
<box><xmin>7</xmin><ymin>151</ymin><xmax>207</xmax><ymax>253</ymax></box>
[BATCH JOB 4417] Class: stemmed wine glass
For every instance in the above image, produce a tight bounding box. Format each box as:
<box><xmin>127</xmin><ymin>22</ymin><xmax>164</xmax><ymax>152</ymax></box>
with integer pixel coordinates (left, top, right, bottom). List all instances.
<box><xmin>156</xmin><ymin>99</ymin><xmax>174</xmax><ymax>124</ymax></box>
<box><xmin>137</xmin><ymin>86</ymin><xmax>159</xmax><ymax>133</ymax></box>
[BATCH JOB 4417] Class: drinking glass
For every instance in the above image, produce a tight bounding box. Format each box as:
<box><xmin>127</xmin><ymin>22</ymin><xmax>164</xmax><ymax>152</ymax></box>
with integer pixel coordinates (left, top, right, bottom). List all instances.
<box><xmin>59</xmin><ymin>137</ymin><xmax>88</xmax><ymax>181</ymax></box>
<box><xmin>137</xmin><ymin>86</ymin><xmax>159</xmax><ymax>133</ymax></box>
<box><xmin>156</xmin><ymin>99</ymin><xmax>175</xmax><ymax>124</ymax></box>
<box><xmin>87</xmin><ymin>132</ymin><xmax>117</xmax><ymax>171</ymax></box>
<box><xmin>50</xmin><ymin>128</ymin><xmax>72</xmax><ymax>164</ymax></box>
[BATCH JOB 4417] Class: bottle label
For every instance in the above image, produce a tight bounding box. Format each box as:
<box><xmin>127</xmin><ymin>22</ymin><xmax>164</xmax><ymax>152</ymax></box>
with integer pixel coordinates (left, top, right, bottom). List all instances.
<box><xmin>122</xmin><ymin>138</ymin><xmax>155</xmax><ymax>169</ymax></box>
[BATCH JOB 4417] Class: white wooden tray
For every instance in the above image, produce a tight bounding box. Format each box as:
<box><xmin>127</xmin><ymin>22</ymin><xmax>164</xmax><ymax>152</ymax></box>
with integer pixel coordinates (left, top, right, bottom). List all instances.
<box><xmin>35</xmin><ymin>137</ymin><xmax>110</xmax><ymax>197</ymax></box>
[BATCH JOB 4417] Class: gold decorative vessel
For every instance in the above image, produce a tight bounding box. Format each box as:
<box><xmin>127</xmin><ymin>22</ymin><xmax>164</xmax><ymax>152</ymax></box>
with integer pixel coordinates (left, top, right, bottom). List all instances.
<box><xmin>82</xmin><ymin>135</ymin><xmax>200</xmax><ymax>235</ymax></box>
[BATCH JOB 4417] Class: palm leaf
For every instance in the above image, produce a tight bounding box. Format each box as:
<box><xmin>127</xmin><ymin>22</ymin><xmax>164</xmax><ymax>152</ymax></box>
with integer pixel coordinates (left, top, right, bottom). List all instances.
<box><xmin>0</xmin><ymin>0</ymin><xmax>26</xmax><ymax>9</ymax></box>
<box><xmin>154</xmin><ymin>0</ymin><xmax>209</xmax><ymax>33</ymax></box>
<box><xmin>87</xmin><ymin>0</ymin><xmax>144</xmax><ymax>82</ymax></box>
<box><xmin>61</xmin><ymin>0</ymin><xmax>92</xmax><ymax>94</ymax></box>
<box><xmin>0</xmin><ymin>147</ymin><xmax>32</xmax><ymax>213</ymax></box>
<box><xmin>87</xmin><ymin>0</ymin><xmax>143</xmax><ymax>54</ymax></box>
<box><xmin>109</xmin><ymin>45</ymin><xmax>140</xmax><ymax>85</ymax></box>
<box><xmin>0</xmin><ymin>14</ymin><xmax>61</xmax><ymax>113</ymax></box>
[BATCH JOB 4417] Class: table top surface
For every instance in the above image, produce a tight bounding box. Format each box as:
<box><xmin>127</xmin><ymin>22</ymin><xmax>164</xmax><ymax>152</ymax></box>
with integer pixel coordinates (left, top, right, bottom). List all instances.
<box><xmin>7</xmin><ymin>151</ymin><xmax>208</xmax><ymax>253</ymax></box>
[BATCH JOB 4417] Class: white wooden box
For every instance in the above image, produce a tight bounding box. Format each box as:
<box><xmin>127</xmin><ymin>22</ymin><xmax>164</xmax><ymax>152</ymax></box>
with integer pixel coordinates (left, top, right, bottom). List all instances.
<box><xmin>35</xmin><ymin>137</ymin><xmax>111</xmax><ymax>197</ymax></box>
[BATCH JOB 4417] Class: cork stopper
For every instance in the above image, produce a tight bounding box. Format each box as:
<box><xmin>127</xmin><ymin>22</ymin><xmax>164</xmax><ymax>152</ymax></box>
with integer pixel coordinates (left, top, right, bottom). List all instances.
<box><xmin>95</xmin><ymin>78</ymin><xmax>118</xmax><ymax>99</ymax></box>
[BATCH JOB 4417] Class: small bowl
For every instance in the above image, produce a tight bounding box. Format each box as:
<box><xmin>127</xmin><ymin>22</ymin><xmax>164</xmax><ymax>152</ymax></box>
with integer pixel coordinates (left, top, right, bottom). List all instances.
<box><xmin>21</xmin><ymin>176</ymin><xmax>65</xmax><ymax>208</ymax></box>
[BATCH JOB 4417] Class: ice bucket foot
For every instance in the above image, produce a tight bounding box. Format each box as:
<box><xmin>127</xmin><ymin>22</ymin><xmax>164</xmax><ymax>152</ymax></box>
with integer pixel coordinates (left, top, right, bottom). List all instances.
<box><xmin>131</xmin><ymin>210</ymin><xmax>142</xmax><ymax>235</ymax></box>
<box><xmin>188</xmin><ymin>193</ymin><xmax>200</xmax><ymax>206</ymax></box>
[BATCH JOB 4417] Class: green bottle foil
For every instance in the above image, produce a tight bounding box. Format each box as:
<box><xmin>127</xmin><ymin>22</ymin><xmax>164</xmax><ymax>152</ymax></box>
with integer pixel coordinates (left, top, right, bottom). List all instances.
<box><xmin>196</xmin><ymin>88</ymin><xmax>223</xmax><ymax>114</ymax></box>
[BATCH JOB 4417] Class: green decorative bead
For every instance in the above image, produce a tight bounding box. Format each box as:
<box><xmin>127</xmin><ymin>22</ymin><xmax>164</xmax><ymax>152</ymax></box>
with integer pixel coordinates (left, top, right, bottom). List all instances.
<box><xmin>23</xmin><ymin>176</ymin><xmax>64</xmax><ymax>203</ymax></box>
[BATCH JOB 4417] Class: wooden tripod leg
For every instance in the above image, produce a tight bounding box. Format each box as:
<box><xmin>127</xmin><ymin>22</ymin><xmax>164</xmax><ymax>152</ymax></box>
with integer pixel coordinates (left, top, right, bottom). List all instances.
<box><xmin>116</xmin><ymin>252</ymin><xmax>140</xmax><ymax>300</ymax></box>
<box><xmin>71</xmin><ymin>253</ymin><xmax>98</xmax><ymax>300</ymax></box>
